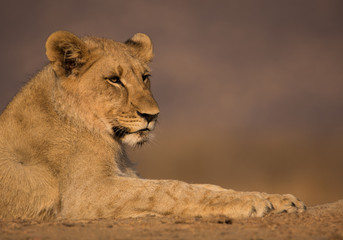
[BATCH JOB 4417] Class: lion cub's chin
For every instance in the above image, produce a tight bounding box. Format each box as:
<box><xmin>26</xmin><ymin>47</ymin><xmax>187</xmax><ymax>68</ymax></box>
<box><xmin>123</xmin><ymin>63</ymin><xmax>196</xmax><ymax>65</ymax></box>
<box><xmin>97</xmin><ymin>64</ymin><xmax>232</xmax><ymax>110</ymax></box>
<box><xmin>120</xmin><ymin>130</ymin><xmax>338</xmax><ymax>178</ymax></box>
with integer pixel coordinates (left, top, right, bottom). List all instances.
<box><xmin>122</xmin><ymin>132</ymin><xmax>153</xmax><ymax>147</ymax></box>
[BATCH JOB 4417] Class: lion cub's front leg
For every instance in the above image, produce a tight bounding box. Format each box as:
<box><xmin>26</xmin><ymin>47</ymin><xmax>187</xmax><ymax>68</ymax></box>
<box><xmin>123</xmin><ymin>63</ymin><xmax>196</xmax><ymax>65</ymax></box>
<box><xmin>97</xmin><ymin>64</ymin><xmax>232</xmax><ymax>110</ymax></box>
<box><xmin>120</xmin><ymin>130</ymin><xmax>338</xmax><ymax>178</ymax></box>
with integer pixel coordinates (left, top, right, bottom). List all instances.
<box><xmin>62</xmin><ymin>177</ymin><xmax>305</xmax><ymax>219</ymax></box>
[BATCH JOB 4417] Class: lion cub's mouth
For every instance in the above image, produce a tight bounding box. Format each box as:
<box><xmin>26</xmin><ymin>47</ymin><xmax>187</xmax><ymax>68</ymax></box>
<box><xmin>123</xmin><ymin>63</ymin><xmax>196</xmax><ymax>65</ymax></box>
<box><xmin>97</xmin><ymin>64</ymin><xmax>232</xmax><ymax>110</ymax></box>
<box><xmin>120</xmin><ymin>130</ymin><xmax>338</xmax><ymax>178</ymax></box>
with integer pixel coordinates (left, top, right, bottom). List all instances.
<box><xmin>131</xmin><ymin>128</ymin><xmax>150</xmax><ymax>134</ymax></box>
<box><xmin>112</xmin><ymin>126</ymin><xmax>150</xmax><ymax>138</ymax></box>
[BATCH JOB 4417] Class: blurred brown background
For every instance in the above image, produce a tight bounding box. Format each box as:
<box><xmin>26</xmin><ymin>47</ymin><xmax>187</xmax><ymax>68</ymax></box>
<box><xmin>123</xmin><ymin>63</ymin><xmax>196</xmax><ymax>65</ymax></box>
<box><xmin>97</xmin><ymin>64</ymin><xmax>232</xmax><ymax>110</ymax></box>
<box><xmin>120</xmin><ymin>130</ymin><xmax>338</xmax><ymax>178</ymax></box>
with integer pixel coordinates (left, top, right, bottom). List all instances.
<box><xmin>1</xmin><ymin>0</ymin><xmax>342</xmax><ymax>206</ymax></box>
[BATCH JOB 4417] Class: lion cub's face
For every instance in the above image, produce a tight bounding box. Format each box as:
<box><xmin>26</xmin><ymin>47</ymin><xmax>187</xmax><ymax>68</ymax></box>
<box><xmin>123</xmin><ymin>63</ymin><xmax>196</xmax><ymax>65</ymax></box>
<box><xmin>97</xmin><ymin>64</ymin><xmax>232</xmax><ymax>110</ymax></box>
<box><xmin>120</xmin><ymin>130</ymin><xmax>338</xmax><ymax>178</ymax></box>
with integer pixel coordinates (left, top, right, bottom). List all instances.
<box><xmin>46</xmin><ymin>31</ymin><xmax>160</xmax><ymax>146</ymax></box>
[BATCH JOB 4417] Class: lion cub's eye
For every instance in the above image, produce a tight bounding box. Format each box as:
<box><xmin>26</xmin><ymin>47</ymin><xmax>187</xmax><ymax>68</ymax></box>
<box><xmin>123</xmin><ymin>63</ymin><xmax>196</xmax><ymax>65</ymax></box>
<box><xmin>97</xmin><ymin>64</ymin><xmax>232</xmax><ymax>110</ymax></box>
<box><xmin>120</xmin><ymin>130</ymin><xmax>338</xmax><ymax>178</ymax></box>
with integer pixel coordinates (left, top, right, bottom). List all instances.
<box><xmin>105</xmin><ymin>75</ymin><xmax>122</xmax><ymax>86</ymax></box>
<box><xmin>142</xmin><ymin>74</ymin><xmax>151</xmax><ymax>83</ymax></box>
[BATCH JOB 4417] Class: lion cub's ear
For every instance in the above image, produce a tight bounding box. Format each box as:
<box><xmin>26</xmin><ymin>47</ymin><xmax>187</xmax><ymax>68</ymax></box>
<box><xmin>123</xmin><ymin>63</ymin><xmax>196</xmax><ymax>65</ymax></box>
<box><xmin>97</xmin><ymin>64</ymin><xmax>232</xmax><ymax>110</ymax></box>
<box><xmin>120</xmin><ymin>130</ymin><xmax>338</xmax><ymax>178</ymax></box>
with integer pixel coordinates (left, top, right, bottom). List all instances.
<box><xmin>125</xmin><ymin>33</ymin><xmax>154</xmax><ymax>63</ymax></box>
<box><xmin>46</xmin><ymin>31</ymin><xmax>89</xmax><ymax>77</ymax></box>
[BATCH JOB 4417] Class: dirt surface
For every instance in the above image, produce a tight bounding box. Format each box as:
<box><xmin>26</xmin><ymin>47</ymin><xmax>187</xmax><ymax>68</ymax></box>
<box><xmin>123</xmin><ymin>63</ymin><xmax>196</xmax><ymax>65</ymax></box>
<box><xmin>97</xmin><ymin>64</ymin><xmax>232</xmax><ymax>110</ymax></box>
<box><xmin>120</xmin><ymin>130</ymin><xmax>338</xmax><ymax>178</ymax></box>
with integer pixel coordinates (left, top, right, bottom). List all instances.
<box><xmin>1</xmin><ymin>200</ymin><xmax>342</xmax><ymax>240</ymax></box>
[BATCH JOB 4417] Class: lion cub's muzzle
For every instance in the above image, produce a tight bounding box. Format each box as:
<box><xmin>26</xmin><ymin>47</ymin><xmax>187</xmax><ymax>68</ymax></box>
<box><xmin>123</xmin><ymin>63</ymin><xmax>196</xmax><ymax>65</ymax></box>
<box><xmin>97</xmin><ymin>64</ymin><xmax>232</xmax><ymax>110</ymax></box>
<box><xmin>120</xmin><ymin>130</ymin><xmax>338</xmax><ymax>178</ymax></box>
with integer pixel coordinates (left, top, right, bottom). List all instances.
<box><xmin>112</xmin><ymin>110</ymin><xmax>159</xmax><ymax>141</ymax></box>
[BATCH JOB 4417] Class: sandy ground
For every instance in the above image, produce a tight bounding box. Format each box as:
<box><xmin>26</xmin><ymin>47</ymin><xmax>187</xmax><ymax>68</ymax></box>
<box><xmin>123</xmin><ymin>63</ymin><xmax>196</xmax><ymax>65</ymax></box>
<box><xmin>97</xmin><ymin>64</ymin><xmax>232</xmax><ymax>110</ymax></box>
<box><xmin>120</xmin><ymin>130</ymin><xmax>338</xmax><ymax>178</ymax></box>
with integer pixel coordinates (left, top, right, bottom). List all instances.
<box><xmin>1</xmin><ymin>200</ymin><xmax>342</xmax><ymax>240</ymax></box>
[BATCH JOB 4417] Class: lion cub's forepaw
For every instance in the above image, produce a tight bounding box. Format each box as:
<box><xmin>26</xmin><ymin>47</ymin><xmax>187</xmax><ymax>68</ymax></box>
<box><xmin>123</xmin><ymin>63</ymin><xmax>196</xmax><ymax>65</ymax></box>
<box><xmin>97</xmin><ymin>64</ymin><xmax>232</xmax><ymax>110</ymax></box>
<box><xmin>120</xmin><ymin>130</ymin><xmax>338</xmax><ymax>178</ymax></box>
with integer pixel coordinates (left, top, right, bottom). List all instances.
<box><xmin>262</xmin><ymin>193</ymin><xmax>307</xmax><ymax>214</ymax></box>
<box><xmin>224</xmin><ymin>192</ymin><xmax>306</xmax><ymax>218</ymax></box>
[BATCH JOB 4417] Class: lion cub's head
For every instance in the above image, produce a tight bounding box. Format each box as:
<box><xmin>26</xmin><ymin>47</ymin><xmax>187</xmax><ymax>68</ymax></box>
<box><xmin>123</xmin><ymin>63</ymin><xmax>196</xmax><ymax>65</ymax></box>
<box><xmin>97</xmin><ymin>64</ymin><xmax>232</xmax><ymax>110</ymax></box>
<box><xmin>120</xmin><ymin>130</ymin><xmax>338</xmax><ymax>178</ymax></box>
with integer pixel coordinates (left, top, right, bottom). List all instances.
<box><xmin>45</xmin><ymin>31</ymin><xmax>160</xmax><ymax>146</ymax></box>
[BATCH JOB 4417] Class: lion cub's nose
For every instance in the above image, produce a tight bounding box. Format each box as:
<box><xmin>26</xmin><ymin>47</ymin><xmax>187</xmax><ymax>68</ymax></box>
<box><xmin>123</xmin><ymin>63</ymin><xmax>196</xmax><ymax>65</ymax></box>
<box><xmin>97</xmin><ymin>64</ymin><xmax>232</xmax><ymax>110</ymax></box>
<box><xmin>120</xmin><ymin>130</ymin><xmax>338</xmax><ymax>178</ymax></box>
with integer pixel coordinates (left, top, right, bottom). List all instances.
<box><xmin>137</xmin><ymin>111</ymin><xmax>159</xmax><ymax>123</ymax></box>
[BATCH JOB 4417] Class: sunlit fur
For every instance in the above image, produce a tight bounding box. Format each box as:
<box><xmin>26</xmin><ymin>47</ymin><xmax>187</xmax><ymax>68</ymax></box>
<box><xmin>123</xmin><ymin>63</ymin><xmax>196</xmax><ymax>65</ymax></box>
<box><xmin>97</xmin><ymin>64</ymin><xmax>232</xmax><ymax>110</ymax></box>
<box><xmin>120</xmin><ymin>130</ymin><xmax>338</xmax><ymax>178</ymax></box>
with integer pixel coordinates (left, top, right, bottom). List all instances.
<box><xmin>0</xmin><ymin>31</ymin><xmax>306</xmax><ymax>221</ymax></box>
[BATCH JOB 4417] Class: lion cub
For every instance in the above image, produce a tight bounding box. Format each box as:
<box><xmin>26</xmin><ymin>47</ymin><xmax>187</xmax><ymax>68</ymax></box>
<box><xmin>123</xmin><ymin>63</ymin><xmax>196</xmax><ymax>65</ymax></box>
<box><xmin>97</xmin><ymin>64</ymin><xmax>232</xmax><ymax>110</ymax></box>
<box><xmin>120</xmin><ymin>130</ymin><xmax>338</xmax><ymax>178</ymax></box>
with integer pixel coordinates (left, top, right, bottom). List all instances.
<box><xmin>0</xmin><ymin>31</ymin><xmax>305</xmax><ymax>220</ymax></box>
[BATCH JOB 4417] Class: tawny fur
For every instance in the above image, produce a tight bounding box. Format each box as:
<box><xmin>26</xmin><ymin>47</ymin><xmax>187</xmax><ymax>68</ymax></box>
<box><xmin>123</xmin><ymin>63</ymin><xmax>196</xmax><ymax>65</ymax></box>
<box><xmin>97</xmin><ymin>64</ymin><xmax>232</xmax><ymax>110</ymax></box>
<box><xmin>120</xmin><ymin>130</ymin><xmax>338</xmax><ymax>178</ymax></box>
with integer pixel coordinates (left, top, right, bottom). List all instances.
<box><xmin>0</xmin><ymin>31</ymin><xmax>306</xmax><ymax>221</ymax></box>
